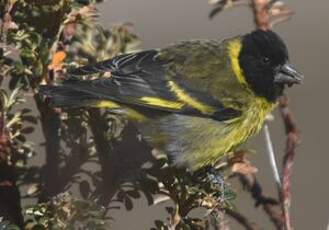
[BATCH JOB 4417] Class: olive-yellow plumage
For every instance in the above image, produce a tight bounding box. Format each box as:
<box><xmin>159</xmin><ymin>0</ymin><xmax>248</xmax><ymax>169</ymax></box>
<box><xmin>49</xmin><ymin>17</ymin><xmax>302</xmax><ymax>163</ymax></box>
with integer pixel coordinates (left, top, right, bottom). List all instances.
<box><xmin>39</xmin><ymin>29</ymin><xmax>303</xmax><ymax>170</ymax></box>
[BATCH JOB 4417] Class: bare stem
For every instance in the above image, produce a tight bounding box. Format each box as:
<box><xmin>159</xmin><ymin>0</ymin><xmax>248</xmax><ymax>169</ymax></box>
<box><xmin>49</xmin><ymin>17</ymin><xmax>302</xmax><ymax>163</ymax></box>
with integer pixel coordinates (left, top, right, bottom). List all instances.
<box><xmin>237</xmin><ymin>173</ymin><xmax>283</xmax><ymax>229</ymax></box>
<box><xmin>249</xmin><ymin>0</ymin><xmax>298</xmax><ymax>229</ymax></box>
<box><xmin>279</xmin><ymin>95</ymin><xmax>300</xmax><ymax>230</ymax></box>
<box><xmin>263</xmin><ymin>123</ymin><xmax>281</xmax><ymax>187</ymax></box>
<box><xmin>0</xmin><ymin>113</ymin><xmax>24</xmax><ymax>228</ymax></box>
<box><xmin>88</xmin><ymin>109</ymin><xmax>118</xmax><ymax>205</ymax></box>
<box><xmin>36</xmin><ymin>97</ymin><xmax>62</xmax><ymax>202</ymax></box>
<box><xmin>251</xmin><ymin>0</ymin><xmax>271</xmax><ymax>30</ymax></box>
<box><xmin>225</xmin><ymin>208</ymin><xmax>259</xmax><ymax>230</ymax></box>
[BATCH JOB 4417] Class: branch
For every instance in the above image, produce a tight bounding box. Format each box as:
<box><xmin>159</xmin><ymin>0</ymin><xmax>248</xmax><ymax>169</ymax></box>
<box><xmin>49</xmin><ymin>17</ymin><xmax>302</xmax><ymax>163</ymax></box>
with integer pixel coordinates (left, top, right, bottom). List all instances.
<box><xmin>208</xmin><ymin>0</ymin><xmax>300</xmax><ymax>226</ymax></box>
<box><xmin>236</xmin><ymin>173</ymin><xmax>283</xmax><ymax>229</ymax></box>
<box><xmin>36</xmin><ymin>96</ymin><xmax>62</xmax><ymax>202</ymax></box>
<box><xmin>225</xmin><ymin>208</ymin><xmax>259</xmax><ymax>230</ymax></box>
<box><xmin>251</xmin><ymin>0</ymin><xmax>293</xmax><ymax>30</ymax></box>
<box><xmin>251</xmin><ymin>0</ymin><xmax>271</xmax><ymax>30</ymax></box>
<box><xmin>0</xmin><ymin>163</ymin><xmax>23</xmax><ymax>228</ymax></box>
<box><xmin>0</xmin><ymin>113</ymin><xmax>24</xmax><ymax>228</ymax></box>
<box><xmin>279</xmin><ymin>95</ymin><xmax>300</xmax><ymax>230</ymax></box>
<box><xmin>263</xmin><ymin>123</ymin><xmax>281</xmax><ymax>187</ymax></box>
<box><xmin>249</xmin><ymin>0</ymin><xmax>298</xmax><ymax>229</ymax></box>
<box><xmin>88</xmin><ymin>108</ymin><xmax>118</xmax><ymax>205</ymax></box>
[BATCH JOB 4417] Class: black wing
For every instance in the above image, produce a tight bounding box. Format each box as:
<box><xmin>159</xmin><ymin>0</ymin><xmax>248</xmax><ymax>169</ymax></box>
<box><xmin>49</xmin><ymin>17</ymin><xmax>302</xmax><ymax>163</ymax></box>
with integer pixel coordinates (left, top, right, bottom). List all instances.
<box><xmin>63</xmin><ymin>50</ymin><xmax>241</xmax><ymax>121</ymax></box>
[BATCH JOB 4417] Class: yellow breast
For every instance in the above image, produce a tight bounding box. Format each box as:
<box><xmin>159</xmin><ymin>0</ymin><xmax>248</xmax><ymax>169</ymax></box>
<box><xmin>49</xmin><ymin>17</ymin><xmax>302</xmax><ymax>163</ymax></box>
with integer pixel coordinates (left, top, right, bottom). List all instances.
<box><xmin>226</xmin><ymin>97</ymin><xmax>276</xmax><ymax>146</ymax></box>
<box><xmin>185</xmin><ymin>38</ymin><xmax>277</xmax><ymax>169</ymax></box>
<box><xmin>188</xmin><ymin>97</ymin><xmax>276</xmax><ymax>170</ymax></box>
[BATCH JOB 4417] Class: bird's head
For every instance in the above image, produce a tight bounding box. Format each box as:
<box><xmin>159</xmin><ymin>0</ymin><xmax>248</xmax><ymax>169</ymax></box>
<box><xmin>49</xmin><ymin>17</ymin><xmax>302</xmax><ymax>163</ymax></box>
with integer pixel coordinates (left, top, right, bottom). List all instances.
<box><xmin>239</xmin><ymin>29</ymin><xmax>303</xmax><ymax>102</ymax></box>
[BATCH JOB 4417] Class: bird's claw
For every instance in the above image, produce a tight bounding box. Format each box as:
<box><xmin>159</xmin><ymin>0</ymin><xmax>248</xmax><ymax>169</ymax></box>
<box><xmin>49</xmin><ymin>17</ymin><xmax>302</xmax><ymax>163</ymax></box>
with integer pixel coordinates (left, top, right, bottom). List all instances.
<box><xmin>207</xmin><ymin>167</ymin><xmax>226</xmax><ymax>203</ymax></box>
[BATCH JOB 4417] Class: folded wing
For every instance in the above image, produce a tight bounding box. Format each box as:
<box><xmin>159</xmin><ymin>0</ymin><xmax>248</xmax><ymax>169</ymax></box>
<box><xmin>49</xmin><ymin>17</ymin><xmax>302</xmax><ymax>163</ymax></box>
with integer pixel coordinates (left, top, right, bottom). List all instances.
<box><xmin>44</xmin><ymin>48</ymin><xmax>241</xmax><ymax>121</ymax></box>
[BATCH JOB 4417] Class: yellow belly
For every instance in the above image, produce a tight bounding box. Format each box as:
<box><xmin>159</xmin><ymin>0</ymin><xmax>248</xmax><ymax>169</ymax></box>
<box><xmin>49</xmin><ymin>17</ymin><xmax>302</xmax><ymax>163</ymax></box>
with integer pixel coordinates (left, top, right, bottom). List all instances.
<box><xmin>184</xmin><ymin>97</ymin><xmax>276</xmax><ymax>170</ymax></box>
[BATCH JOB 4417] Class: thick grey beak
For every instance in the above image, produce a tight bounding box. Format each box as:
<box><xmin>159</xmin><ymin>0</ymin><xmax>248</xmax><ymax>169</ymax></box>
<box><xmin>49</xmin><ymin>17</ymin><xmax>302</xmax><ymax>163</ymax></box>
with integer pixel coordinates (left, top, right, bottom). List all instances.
<box><xmin>274</xmin><ymin>62</ymin><xmax>304</xmax><ymax>85</ymax></box>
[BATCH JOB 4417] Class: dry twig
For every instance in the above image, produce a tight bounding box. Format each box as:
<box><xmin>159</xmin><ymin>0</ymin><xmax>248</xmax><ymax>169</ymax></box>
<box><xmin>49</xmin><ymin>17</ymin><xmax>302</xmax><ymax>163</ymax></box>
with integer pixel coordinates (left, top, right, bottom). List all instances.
<box><xmin>263</xmin><ymin>123</ymin><xmax>281</xmax><ymax>187</ymax></box>
<box><xmin>279</xmin><ymin>95</ymin><xmax>300</xmax><ymax>230</ymax></box>
<box><xmin>250</xmin><ymin>1</ymin><xmax>298</xmax><ymax>229</ymax></box>
<box><xmin>236</xmin><ymin>172</ymin><xmax>283</xmax><ymax>229</ymax></box>
<box><xmin>225</xmin><ymin>208</ymin><xmax>259</xmax><ymax>230</ymax></box>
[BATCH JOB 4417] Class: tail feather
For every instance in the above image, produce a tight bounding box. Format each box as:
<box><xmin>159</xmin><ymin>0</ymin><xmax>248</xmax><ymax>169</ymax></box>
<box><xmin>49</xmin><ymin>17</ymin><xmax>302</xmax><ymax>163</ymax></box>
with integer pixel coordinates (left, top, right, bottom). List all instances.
<box><xmin>38</xmin><ymin>85</ymin><xmax>145</xmax><ymax>121</ymax></box>
<box><xmin>39</xmin><ymin>85</ymin><xmax>98</xmax><ymax>108</ymax></box>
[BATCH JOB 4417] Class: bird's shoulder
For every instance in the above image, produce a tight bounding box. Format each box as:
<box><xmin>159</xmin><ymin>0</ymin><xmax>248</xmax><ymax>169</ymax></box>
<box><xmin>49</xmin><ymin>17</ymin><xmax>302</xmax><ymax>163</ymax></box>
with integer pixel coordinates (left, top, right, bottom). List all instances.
<box><xmin>157</xmin><ymin>38</ymin><xmax>253</xmax><ymax>111</ymax></box>
<box><xmin>67</xmin><ymin>38</ymin><xmax>253</xmax><ymax>119</ymax></box>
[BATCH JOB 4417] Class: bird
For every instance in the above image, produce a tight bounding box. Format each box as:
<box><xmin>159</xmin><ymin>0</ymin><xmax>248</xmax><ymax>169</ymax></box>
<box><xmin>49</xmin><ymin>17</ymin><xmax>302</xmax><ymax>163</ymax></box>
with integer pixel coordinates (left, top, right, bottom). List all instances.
<box><xmin>39</xmin><ymin>29</ymin><xmax>303</xmax><ymax>171</ymax></box>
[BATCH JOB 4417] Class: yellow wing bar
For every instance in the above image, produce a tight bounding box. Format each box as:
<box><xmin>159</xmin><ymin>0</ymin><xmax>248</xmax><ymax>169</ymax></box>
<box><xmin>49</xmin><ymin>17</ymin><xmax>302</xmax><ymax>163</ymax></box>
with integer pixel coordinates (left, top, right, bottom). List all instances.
<box><xmin>167</xmin><ymin>81</ymin><xmax>216</xmax><ymax>114</ymax></box>
<box><xmin>139</xmin><ymin>96</ymin><xmax>184</xmax><ymax>110</ymax></box>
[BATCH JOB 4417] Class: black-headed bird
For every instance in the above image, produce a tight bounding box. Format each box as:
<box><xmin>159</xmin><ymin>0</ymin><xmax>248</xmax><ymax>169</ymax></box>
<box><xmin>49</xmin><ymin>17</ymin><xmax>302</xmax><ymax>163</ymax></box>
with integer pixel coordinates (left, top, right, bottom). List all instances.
<box><xmin>39</xmin><ymin>29</ymin><xmax>303</xmax><ymax>170</ymax></box>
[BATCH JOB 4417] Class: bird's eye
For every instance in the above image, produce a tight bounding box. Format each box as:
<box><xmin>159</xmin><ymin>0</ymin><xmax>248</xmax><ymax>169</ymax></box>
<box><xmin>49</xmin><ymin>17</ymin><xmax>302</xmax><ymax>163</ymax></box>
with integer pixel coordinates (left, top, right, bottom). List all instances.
<box><xmin>262</xmin><ymin>57</ymin><xmax>270</xmax><ymax>65</ymax></box>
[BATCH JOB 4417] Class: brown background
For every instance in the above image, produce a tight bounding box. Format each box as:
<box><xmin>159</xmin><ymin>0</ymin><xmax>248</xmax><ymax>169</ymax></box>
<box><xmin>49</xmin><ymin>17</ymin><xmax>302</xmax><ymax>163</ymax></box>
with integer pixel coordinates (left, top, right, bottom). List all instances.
<box><xmin>95</xmin><ymin>0</ymin><xmax>327</xmax><ymax>229</ymax></box>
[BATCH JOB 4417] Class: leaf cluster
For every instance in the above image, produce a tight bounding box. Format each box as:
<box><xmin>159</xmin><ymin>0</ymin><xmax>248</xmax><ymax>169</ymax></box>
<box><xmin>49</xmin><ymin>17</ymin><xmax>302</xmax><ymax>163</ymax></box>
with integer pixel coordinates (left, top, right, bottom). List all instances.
<box><xmin>24</xmin><ymin>192</ymin><xmax>107</xmax><ymax>230</ymax></box>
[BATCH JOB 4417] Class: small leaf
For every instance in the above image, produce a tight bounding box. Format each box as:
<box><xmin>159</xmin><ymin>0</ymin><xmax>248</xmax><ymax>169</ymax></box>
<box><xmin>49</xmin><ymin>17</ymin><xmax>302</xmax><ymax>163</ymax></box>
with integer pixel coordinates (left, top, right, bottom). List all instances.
<box><xmin>124</xmin><ymin>196</ymin><xmax>133</xmax><ymax>211</ymax></box>
<box><xmin>116</xmin><ymin>190</ymin><xmax>125</xmax><ymax>202</ymax></box>
<box><xmin>27</xmin><ymin>183</ymin><xmax>39</xmax><ymax>196</ymax></box>
<box><xmin>165</xmin><ymin>206</ymin><xmax>174</xmax><ymax>214</ymax></box>
<box><xmin>48</xmin><ymin>51</ymin><xmax>67</xmax><ymax>72</ymax></box>
<box><xmin>21</xmin><ymin>126</ymin><xmax>34</xmax><ymax>134</ymax></box>
<box><xmin>231</xmin><ymin>162</ymin><xmax>258</xmax><ymax>175</ymax></box>
<box><xmin>51</xmin><ymin>51</ymin><xmax>67</xmax><ymax>66</ymax></box>
<box><xmin>22</xmin><ymin>115</ymin><xmax>38</xmax><ymax>124</ymax></box>
<box><xmin>209</xmin><ymin>0</ymin><xmax>227</xmax><ymax>19</ymax></box>
<box><xmin>16</xmin><ymin>134</ymin><xmax>26</xmax><ymax>142</ymax></box>
<box><xmin>141</xmin><ymin>189</ymin><xmax>154</xmax><ymax>205</ymax></box>
<box><xmin>126</xmin><ymin>190</ymin><xmax>140</xmax><ymax>199</ymax></box>
<box><xmin>154</xmin><ymin>220</ymin><xmax>165</xmax><ymax>229</ymax></box>
<box><xmin>79</xmin><ymin>180</ymin><xmax>91</xmax><ymax>199</ymax></box>
<box><xmin>21</xmin><ymin>108</ymin><xmax>32</xmax><ymax>114</ymax></box>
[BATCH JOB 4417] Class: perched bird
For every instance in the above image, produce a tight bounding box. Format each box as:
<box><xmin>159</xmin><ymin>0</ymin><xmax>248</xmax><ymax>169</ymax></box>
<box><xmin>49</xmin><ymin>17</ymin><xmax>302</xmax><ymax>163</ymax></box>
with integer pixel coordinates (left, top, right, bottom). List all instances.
<box><xmin>40</xmin><ymin>29</ymin><xmax>303</xmax><ymax>170</ymax></box>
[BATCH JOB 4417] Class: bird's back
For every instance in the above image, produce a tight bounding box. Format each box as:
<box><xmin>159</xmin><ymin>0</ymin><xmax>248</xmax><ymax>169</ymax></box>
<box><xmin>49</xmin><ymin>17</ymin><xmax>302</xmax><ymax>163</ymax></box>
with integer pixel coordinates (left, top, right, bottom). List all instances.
<box><xmin>158</xmin><ymin>38</ymin><xmax>254</xmax><ymax>112</ymax></box>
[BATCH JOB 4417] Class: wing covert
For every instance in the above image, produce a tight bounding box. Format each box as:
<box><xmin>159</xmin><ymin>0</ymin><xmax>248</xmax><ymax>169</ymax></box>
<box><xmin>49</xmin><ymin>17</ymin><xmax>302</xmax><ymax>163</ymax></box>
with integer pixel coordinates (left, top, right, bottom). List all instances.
<box><xmin>65</xmin><ymin>48</ymin><xmax>241</xmax><ymax>121</ymax></box>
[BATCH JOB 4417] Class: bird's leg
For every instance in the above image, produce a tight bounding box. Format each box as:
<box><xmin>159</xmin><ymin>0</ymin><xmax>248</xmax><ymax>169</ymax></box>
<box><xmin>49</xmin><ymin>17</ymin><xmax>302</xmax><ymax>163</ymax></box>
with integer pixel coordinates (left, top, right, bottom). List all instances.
<box><xmin>207</xmin><ymin>167</ymin><xmax>226</xmax><ymax>203</ymax></box>
<box><xmin>192</xmin><ymin>166</ymin><xmax>227</xmax><ymax>203</ymax></box>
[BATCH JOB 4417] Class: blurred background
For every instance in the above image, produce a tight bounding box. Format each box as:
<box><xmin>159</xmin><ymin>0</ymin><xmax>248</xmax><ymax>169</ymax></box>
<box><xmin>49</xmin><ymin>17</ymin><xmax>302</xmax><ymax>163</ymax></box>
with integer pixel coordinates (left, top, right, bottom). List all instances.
<box><xmin>95</xmin><ymin>0</ymin><xmax>329</xmax><ymax>229</ymax></box>
<box><xmin>1</xmin><ymin>0</ymin><xmax>327</xmax><ymax>229</ymax></box>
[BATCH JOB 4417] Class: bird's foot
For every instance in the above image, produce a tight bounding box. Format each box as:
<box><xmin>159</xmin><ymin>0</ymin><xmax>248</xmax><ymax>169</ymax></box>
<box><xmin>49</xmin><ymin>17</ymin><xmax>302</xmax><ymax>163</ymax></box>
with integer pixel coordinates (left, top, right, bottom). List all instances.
<box><xmin>206</xmin><ymin>167</ymin><xmax>226</xmax><ymax>204</ymax></box>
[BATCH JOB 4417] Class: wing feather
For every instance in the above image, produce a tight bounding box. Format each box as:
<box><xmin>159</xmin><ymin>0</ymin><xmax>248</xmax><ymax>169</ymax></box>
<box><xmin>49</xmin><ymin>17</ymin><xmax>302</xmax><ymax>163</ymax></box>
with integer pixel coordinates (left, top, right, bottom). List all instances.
<box><xmin>63</xmin><ymin>49</ymin><xmax>241</xmax><ymax>121</ymax></box>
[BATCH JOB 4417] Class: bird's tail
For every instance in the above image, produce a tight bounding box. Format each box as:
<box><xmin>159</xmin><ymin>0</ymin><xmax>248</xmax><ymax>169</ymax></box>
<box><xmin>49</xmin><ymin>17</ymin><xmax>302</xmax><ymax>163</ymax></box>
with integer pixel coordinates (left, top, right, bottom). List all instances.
<box><xmin>38</xmin><ymin>84</ymin><xmax>150</xmax><ymax>122</ymax></box>
<box><xmin>39</xmin><ymin>85</ymin><xmax>105</xmax><ymax>108</ymax></box>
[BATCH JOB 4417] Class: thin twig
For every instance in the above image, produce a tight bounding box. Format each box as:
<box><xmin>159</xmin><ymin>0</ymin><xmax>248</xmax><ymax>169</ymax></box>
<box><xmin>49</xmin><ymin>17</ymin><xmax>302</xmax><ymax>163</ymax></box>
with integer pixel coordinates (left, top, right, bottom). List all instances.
<box><xmin>237</xmin><ymin>173</ymin><xmax>283</xmax><ymax>229</ymax></box>
<box><xmin>249</xmin><ymin>0</ymin><xmax>298</xmax><ymax>229</ymax></box>
<box><xmin>0</xmin><ymin>112</ymin><xmax>24</xmax><ymax>228</ymax></box>
<box><xmin>225</xmin><ymin>208</ymin><xmax>259</xmax><ymax>230</ymax></box>
<box><xmin>88</xmin><ymin>109</ymin><xmax>118</xmax><ymax>205</ymax></box>
<box><xmin>217</xmin><ymin>208</ymin><xmax>230</xmax><ymax>230</ymax></box>
<box><xmin>36</xmin><ymin>96</ymin><xmax>62</xmax><ymax>202</ymax></box>
<box><xmin>251</xmin><ymin>0</ymin><xmax>271</xmax><ymax>30</ymax></box>
<box><xmin>279</xmin><ymin>95</ymin><xmax>300</xmax><ymax>230</ymax></box>
<box><xmin>263</xmin><ymin>123</ymin><xmax>281</xmax><ymax>187</ymax></box>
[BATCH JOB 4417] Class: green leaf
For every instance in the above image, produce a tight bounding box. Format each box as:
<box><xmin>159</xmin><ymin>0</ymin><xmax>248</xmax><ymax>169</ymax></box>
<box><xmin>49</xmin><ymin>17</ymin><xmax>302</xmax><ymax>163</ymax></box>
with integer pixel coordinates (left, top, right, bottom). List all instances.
<box><xmin>22</xmin><ymin>115</ymin><xmax>38</xmax><ymax>124</ymax></box>
<box><xmin>126</xmin><ymin>189</ymin><xmax>141</xmax><ymax>199</ymax></box>
<box><xmin>124</xmin><ymin>196</ymin><xmax>133</xmax><ymax>211</ymax></box>
<box><xmin>79</xmin><ymin>180</ymin><xmax>91</xmax><ymax>199</ymax></box>
<box><xmin>21</xmin><ymin>126</ymin><xmax>35</xmax><ymax>134</ymax></box>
